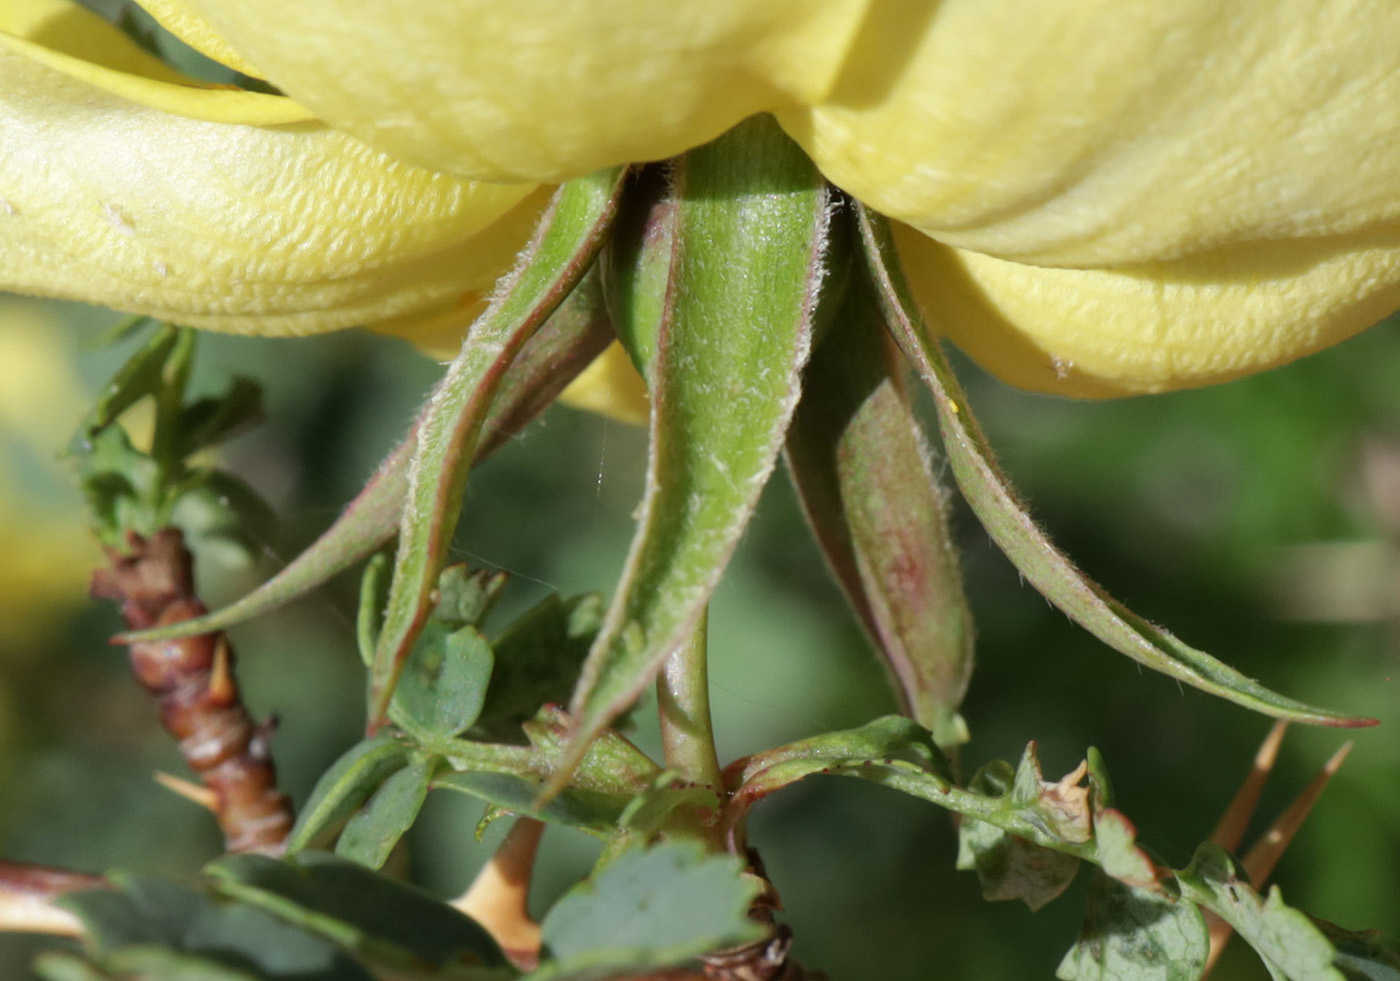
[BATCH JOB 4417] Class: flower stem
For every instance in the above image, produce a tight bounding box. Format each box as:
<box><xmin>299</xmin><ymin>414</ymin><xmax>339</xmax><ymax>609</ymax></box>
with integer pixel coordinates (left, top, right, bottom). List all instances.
<box><xmin>656</xmin><ymin>608</ymin><xmax>723</xmax><ymax>794</ymax></box>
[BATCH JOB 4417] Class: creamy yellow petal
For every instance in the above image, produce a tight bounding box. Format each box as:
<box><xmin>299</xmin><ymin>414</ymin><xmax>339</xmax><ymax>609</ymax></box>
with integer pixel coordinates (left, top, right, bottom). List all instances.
<box><xmin>781</xmin><ymin>1</ymin><xmax>1400</xmax><ymax>269</ymax></box>
<box><xmin>148</xmin><ymin>0</ymin><xmax>868</xmax><ymax>181</ymax></box>
<box><xmin>2</xmin><ymin>0</ymin><xmax>309</xmax><ymax>124</ymax></box>
<box><xmin>1</xmin><ymin>1</ymin><xmax>546</xmax><ymax>336</ymax></box>
<box><xmin>133</xmin><ymin>0</ymin><xmax>263</xmax><ymax>78</ymax></box>
<box><xmin>892</xmin><ymin>223</ymin><xmax>1400</xmax><ymax>397</ymax></box>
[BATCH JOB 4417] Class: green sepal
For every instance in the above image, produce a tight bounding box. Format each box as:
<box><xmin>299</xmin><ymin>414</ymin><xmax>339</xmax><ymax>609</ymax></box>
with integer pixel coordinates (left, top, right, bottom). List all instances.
<box><xmin>116</xmin><ymin>265</ymin><xmax>614</xmax><ymax>646</ymax></box>
<box><xmin>558</xmin><ymin>115</ymin><xmax>832</xmax><ymax>791</ymax></box>
<box><xmin>370</xmin><ymin>167</ymin><xmax>628</xmax><ymax>726</ymax></box>
<box><xmin>854</xmin><ymin>203</ymin><xmax>1374</xmax><ymax>729</ymax></box>
<box><xmin>786</xmin><ymin>268</ymin><xmax>973</xmax><ymax>747</ymax></box>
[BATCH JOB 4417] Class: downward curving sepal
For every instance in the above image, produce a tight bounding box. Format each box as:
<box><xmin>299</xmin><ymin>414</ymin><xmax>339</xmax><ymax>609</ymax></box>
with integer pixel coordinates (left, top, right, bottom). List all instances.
<box><xmin>368</xmin><ymin>168</ymin><xmax>628</xmax><ymax>726</ymax></box>
<box><xmin>786</xmin><ymin>269</ymin><xmax>974</xmax><ymax>748</ymax></box>
<box><xmin>554</xmin><ymin>116</ymin><xmax>832</xmax><ymax>791</ymax></box>
<box><xmin>115</xmin><ymin>268</ymin><xmax>615</xmax><ymax>645</ymax></box>
<box><xmin>855</xmin><ymin>204</ymin><xmax>1375</xmax><ymax>729</ymax></box>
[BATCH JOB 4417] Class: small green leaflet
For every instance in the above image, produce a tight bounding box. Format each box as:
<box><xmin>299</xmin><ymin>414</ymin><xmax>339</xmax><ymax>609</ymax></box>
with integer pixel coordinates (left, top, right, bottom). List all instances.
<box><xmin>1057</xmin><ymin>873</ymin><xmax>1208</xmax><ymax>981</ymax></box>
<box><xmin>524</xmin><ymin>841</ymin><xmax>762</xmax><ymax>980</ymax></box>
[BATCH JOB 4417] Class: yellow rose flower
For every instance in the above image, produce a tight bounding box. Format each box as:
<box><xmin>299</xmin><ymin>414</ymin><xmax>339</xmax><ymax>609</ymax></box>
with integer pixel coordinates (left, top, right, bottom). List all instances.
<box><xmin>4</xmin><ymin>0</ymin><xmax>1400</xmax><ymax>398</ymax></box>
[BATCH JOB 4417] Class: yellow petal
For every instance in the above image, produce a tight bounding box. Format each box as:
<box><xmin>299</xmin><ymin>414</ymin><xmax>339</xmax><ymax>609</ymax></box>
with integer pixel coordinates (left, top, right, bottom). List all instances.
<box><xmin>132</xmin><ymin>0</ymin><xmax>264</xmax><ymax>78</ymax></box>
<box><xmin>0</xmin><ymin>0</ymin><xmax>547</xmax><ymax>336</ymax></box>
<box><xmin>557</xmin><ymin>342</ymin><xmax>650</xmax><ymax>425</ymax></box>
<box><xmin>892</xmin><ymin>223</ymin><xmax>1400</xmax><ymax>397</ymax></box>
<box><xmin>145</xmin><ymin>0</ymin><xmax>869</xmax><ymax>182</ymax></box>
<box><xmin>781</xmin><ymin>1</ymin><xmax>1400</xmax><ymax>269</ymax></box>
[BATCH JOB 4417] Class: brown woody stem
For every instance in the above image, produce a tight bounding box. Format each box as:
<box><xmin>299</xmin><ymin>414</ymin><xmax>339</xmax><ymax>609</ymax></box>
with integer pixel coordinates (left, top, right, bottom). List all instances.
<box><xmin>91</xmin><ymin>528</ymin><xmax>294</xmax><ymax>854</ymax></box>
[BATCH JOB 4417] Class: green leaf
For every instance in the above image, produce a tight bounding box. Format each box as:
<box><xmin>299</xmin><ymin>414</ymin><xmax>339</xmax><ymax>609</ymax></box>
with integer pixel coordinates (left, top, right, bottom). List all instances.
<box><xmin>1176</xmin><ymin>844</ymin><xmax>1343</xmax><ymax>981</ymax></box>
<box><xmin>71</xmin><ymin>323</ymin><xmax>179</xmax><ymax>444</ymax></box>
<box><xmin>285</xmin><ymin>734</ymin><xmax>411</xmax><ymax>854</ymax></box>
<box><xmin>786</xmin><ymin>271</ymin><xmax>973</xmax><ymax>747</ymax></box>
<box><xmin>390</xmin><ymin>623</ymin><xmax>495</xmax><ymax>743</ymax></box>
<box><xmin>75</xmin><ymin>422</ymin><xmax>162</xmax><ymax>544</ymax></box>
<box><xmin>100</xmin><ymin>949</ymin><xmax>261</xmax><ymax>981</ymax></box>
<box><xmin>32</xmin><ymin>952</ymin><xmax>113</xmax><ymax>981</ymax></box>
<box><xmin>475</xmin><ymin>593</ymin><xmax>603</xmax><ymax>739</ymax></box>
<box><xmin>370</xmin><ymin>166</ymin><xmax>629</xmax><ymax>725</ymax></box>
<box><xmin>527</xmin><ymin>842</ymin><xmax>762</xmax><ymax>980</ymax></box>
<box><xmin>58</xmin><ymin>874</ymin><xmax>370</xmax><ymax>981</ymax></box>
<box><xmin>726</xmin><ymin>719</ymin><xmax>1165</xmax><ymax>898</ymax></box>
<box><xmin>559</xmin><ymin>115</ymin><xmax>832</xmax><ymax>788</ymax></box>
<box><xmin>174</xmin><ymin>377</ymin><xmax>264</xmax><ymax>457</ymax></box>
<box><xmin>334</xmin><ymin>754</ymin><xmax>436</xmax><ymax>870</ymax></box>
<box><xmin>434</xmin><ymin>565</ymin><xmax>509</xmax><ymax>629</ymax></box>
<box><xmin>207</xmin><ymin>852</ymin><xmax>509</xmax><ymax>977</ymax></box>
<box><xmin>1057</xmin><ymin>873</ymin><xmax>1209</xmax><ymax>981</ymax></box>
<box><xmin>86</xmin><ymin>313</ymin><xmax>158</xmax><ymax>349</ymax></box>
<box><xmin>956</xmin><ymin>819</ymin><xmax>1080</xmax><ymax>912</ymax></box>
<box><xmin>854</xmin><ymin>204</ymin><xmax>1374</xmax><ymax>729</ymax></box>
<box><xmin>118</xmin><ymin>434</ymin><xmax>411</xmax><ymax>644</ymax></box>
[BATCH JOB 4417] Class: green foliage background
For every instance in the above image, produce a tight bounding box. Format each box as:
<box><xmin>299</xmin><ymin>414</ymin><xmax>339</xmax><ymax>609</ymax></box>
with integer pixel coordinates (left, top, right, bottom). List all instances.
<box><xmin>0</xmin><ymin>296</ymin><xmax>1396</xmax><ymax>979</ymax></box>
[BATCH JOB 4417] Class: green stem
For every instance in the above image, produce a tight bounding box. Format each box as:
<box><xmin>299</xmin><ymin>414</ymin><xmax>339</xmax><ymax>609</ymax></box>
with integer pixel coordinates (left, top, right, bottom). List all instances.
<box><xmin>656</xmin><ymin>609</ymin><xmax>722</xmax><ymax>794</ymax></box>
<box><xmin>151</xmin><ymin>328</ymin><xmax>195</xmax><ymax>522</ymax></box>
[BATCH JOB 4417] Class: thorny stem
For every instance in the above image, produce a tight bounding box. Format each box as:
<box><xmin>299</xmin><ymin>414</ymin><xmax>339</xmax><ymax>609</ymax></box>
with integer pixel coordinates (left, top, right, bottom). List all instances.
<box><xmin>656</xmin><ymin>610</ymin><xmax>723</xmax><ymax>797</ymax></box>
<box><xmin>91</xmin><ymin>528</ymin><xmax>294</xmax><ymax>854</ymax></box>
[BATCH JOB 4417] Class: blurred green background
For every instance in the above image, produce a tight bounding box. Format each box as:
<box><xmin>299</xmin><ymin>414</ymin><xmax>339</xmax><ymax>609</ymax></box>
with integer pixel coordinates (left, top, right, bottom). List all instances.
<box><xmin>0</xmin><ymin>293</ymin><xmax>1395</xmax><ymax>979</ymax></box>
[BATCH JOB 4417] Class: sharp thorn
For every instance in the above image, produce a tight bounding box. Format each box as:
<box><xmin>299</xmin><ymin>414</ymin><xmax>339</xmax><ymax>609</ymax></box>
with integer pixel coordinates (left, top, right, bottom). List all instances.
<box><xmin>1209</xmin><ymin>720</ymin><xmax>1287</xmax><ymax>853</ymax></box>
<box><xmin>154</xmin><ymin>771</ymin><xmax>219</xmax><ymax>812</ymax></box>
<box><xmin>1241</xmin><ymin>741</ymin><xmax>1353</xmax><ymax>889</ymax></box>
<box><xmin>208</xmin><ymin>637</ymin><xmax>236</xmax><ymax>705</ymax></box>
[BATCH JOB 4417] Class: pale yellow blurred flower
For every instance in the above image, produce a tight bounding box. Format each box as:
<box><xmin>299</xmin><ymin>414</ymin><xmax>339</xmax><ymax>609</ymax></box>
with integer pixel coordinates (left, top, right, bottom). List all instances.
<box><xmin>0</xmin><ymin>299</ymin><xmax>99</xmax><ymax>649</ymax></box>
